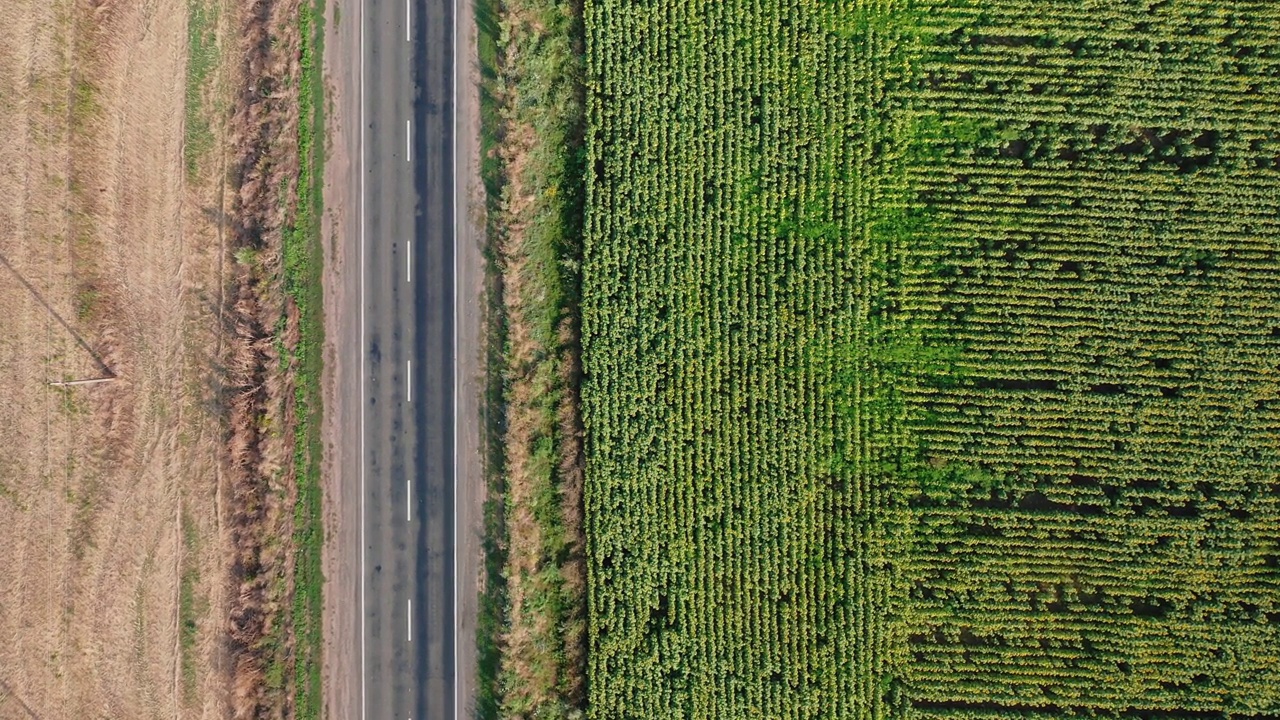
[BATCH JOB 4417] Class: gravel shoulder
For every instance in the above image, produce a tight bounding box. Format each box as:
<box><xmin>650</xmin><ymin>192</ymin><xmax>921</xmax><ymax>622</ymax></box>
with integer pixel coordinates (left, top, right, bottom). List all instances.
<box><xmin>318</xmin><ymin>0</ymin><xmax>362</xmax><ymax>717</ymax></box>
<box><xmin>453</xmin><ymin>0</ymin><xmax>487</xmax><ymax>713</ymax></box>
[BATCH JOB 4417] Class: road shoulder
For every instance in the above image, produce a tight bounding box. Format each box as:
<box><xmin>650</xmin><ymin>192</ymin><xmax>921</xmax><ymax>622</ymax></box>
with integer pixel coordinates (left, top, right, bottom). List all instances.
<box><xmin>319</xmin><ymin>0</ymin><xmax>362</xmax><ymax>717</ymax></box>
<box><xmin>454</xmin><ymin>0</ymin><xmax>487</xmax><ymax>714</ymax></box>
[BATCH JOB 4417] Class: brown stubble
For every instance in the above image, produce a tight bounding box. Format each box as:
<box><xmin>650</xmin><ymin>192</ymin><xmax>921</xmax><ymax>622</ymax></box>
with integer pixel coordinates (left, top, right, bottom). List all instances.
<box><xmin>0</xmin><ymin>0</ymin><xmax>232</xmax><ymax>718</ymax></box>
<box><xmin>0</xmin><ymin>0</ymin><xmax>325</xmax><ymax>714</ymax></box>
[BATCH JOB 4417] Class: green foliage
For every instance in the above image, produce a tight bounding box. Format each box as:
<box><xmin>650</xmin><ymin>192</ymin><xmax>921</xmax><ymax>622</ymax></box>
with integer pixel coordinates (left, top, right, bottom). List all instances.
<box><xmin>581</xmin><ymin>0</ymin><xmax>1280</xmax><ymax>718</ymax></box>
<box><xmin>474</xmin><ymin>1</ymin><xmax>507</xmax><ymax>715</ymax></box>
<box><xmin>581</xmin><ymin>0</ymin><xmax>917</xmax><ymax>716</ymax></box>
<box><xmin>74</xmin><ymin>286</ymin><xmax>99</xmax><ymax>320</ymax></box>
<box><xmin>285</xmin><ymin>2</ymin><xmax>326</xmax><ymax>717</ymax></box>
<box><xmin>71</xmin><ymin>77</ymin><xmax>98</xmax><ymax>129</ymax></box>
<box><xmin>898</xmin><ymin>1</ymin><xmax>1280</xmax><ymax>714</ymax></box>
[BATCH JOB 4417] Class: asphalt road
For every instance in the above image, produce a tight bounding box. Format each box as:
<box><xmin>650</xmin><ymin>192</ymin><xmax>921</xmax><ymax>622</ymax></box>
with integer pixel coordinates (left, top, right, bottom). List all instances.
<box><xmin>361</xmin><ymin>0</ymin><xmax>455</xmax><ymax>717</ymax></box>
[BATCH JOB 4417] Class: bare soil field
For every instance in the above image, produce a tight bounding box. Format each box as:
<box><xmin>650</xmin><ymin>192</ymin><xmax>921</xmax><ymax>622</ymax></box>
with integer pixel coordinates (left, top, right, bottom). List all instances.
<box><xmin>0</xmin><ymin>0</ymin><xmax>233</xmax><ymax>717</ymax></box>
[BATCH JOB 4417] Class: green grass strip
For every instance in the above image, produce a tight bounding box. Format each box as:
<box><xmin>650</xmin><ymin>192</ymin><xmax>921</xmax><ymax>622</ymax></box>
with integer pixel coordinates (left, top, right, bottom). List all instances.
<box><xmin>286</xmin><ymin>1</ymin><xmax>326</xmax><ymax>717</ymax></box>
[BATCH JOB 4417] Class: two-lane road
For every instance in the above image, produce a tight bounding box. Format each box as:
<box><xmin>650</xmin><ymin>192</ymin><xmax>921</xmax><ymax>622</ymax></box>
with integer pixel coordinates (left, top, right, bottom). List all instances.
<box><xmin>361</xmin><ymin>0</ymin><xmax>456</xmax><ymax>717</ymax></box>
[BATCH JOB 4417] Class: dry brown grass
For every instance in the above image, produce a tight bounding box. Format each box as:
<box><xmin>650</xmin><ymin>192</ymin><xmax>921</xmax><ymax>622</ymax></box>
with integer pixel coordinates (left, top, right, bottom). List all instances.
<box><xmin>0</xmin><ymin>0</ymin><xmax>324</xmax><ymax>714</ymax></box>
<box><xmin>217</xmin><ymin>0</ymin><xmax>315</xmax><ymax>718</ymax></box>
<box><xmin>0</xmin><ymin>0</ymin><xmax>234</xmax><ymax>718</ymax></box>
<box><xmin>497</xmin><ymin>251</ymin><xmax>561</xmax><ymax>704</ymax></box>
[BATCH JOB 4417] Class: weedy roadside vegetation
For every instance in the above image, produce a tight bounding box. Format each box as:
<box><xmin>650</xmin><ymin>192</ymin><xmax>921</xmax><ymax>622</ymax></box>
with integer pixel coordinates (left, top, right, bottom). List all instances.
<box><xmin>285</xmin><ymin>1</ymin><xmax>327</xmax><ymax>715</ymax></box>
<box><xmin>215</xmin><ymin>0</ymin><xmax>326</xmax><ymax>715</ymax></box>
<box><xmin>474</xmin><ymin>0</ymin><xmax>590</xmax><ymax>716</ymax></box>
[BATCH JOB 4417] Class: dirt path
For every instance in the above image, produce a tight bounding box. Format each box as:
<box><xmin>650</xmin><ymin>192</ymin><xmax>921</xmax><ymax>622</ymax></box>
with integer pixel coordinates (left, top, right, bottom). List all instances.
<box><xmin>0</xmin><ymin>0</ymin><xmax>231</xmax><ymax>718</ymax></box>
<box><xmin>453</xmin><ymin>0</ymin><xmax>488</xmax><ymax>713</ymax></box>
<box><xmin>319</xmin><ymin>0</ymin><xmax>362</xmax><ymax>717</ymax></box>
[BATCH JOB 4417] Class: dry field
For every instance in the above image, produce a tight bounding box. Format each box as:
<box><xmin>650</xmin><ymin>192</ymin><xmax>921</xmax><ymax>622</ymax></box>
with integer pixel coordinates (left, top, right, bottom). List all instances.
<box><xmin>0</xmin><ymin>0</ymin><xmax>233</xmax><ymax>717</ymax></box>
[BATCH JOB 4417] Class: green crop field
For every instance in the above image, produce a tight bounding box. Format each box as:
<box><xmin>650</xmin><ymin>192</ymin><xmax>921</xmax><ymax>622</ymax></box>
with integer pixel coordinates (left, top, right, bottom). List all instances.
<box><xmin>899</xmin><ymin>2</ymin><xmax>1280</xmax><ymax>715</ymax></box>
<box><xmin>579</xmin><ymin>0</ymin><xmax>1280</xmax><ymax>718</ymax></box>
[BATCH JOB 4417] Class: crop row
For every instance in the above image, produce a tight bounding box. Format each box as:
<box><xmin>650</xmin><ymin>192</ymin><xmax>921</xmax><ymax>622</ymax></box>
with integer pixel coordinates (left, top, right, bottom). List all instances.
<box><xmin>581</xmin><ymin>0</ymin><xmax>1280</xmax><ymax>718</ymax></box>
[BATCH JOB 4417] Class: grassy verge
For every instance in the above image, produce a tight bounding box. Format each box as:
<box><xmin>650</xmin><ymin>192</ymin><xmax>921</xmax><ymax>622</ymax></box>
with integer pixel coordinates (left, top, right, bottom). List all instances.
<box><xmin>474</xmin><ymin>0</ymin><xmax>588</xmax><ymax>716</ymax></box>
<box><xmin>284</xmin><ymin>1</ymin><xmax>326</xmax><ymax>716</ymax></box>
<box><xmin>474</xmin><ymin>3</ymin><xmax>505</xmax><ymax>718</ymax></box>
<box><xmin>175</xmin><ymin>0</ymin><xmax>221</xmax><ymax>706</ymax></box>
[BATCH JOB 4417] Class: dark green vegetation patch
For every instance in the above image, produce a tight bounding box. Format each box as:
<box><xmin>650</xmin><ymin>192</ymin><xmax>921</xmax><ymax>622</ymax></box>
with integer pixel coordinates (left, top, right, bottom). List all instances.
<box><xmin>580</xmin><ymin>0</ymin><xmax>1280</xmax><ymax>717</ymax></box>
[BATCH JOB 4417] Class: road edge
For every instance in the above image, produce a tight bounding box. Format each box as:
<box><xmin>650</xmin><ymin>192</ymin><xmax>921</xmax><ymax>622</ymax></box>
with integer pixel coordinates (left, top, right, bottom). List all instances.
<box><xmin>454</xmin><ymin>0</ymin><xmax>485</xmax><ymax>713</ymax></box>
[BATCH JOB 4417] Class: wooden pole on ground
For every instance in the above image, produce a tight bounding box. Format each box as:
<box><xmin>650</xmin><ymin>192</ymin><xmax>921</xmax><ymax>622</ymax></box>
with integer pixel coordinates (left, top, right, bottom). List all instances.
<box><xmin>48</xmin><ymin>376</ymin><xmax>116</xmax><ymax>387</ymax></box>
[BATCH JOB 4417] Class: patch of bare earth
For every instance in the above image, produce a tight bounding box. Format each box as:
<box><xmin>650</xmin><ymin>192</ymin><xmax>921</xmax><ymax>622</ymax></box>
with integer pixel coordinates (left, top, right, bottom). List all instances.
<box><xmin>0</xmin><ymin>0</ymin><xmax>232</xmax><ymax>718</ymax></box>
